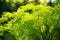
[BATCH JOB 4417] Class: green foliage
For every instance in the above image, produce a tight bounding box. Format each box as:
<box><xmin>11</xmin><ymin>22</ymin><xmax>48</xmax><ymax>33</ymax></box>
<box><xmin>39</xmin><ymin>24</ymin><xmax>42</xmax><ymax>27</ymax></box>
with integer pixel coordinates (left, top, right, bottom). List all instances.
<box><xmin>0</xmin><ymin>4</ymin><xmax>60</xmax><ymax>40</ymax></box>
<box><xmin>0</xmin><ymin>0</ymin><xmax>24</xmax><ymax>13</ymax></box>
<box><xmin>0</xmin><ymin>0</ymin><xmax>58</xmax><ymax>13</ymax></box>
<box><xmin>53</xmin><ymin>0</ymin><xmax>60</xmax><ymax>6</ymax></box>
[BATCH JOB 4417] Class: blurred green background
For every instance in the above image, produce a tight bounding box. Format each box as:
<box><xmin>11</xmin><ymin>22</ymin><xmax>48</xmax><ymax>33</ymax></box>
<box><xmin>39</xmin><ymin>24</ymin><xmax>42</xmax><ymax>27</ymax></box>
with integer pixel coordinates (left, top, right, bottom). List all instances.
<box><xmin>0</xmin><ymin>0</ymin><xmax>60</xmax><ymax>40</ymax></box>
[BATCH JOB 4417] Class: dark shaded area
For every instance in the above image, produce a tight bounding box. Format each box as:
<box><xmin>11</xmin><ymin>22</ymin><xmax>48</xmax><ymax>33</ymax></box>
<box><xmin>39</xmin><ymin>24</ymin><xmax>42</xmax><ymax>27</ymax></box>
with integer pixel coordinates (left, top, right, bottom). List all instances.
<box><xmin>47</xmin><ymin>0</ymin><xmax>54</xmax><ymax>7</ymax></box>
<box><xmin>48</xmin><ymin>2</ymin><xmax>52</xmax><ymax>6</ymax></box>
<box><xmin>0</xmin><ymin>0</ymin><xmax>12</xmax><ymax>17</ymax></box>
<box><xmin>3</xmin><ymin>31</ymin><xmax>15</xmax><ymax>40</ymax></box>
<box><xmin>0</xmin><ymin>30</ymin><xmax>15</xmax><ymax>40</ymax></box>
<box><xmin>0</xmin><ymin>36</ymin><xmax>4</xmax><ymax>40</ymax></box>
<box><xmin>0</xmin><ymin>17</ymin><xmax>13</xmax><ymax>25</ymax></box>
<box><xmin>0</xmin><ymin>0</ymin><xmax>13</xmax><ymax>13</ymax></box>
<box><xmin>0</xmin><ymin>0</ymin><xmax>23</xmax><ymax>17</ymax></box>
<box><xmin>35</xmin><ymin>0</ymin><xmax>40</xmax><ymax>5</ymax></box>
<box><xmin>24</xmin><ymin>0</ymin><xmax>28</xmax><ymax>5</ymax></box>
<box><xmin>24</xmin><ymin>9</ymin><xmax>33</xmax><ymax>13</ymax></box>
